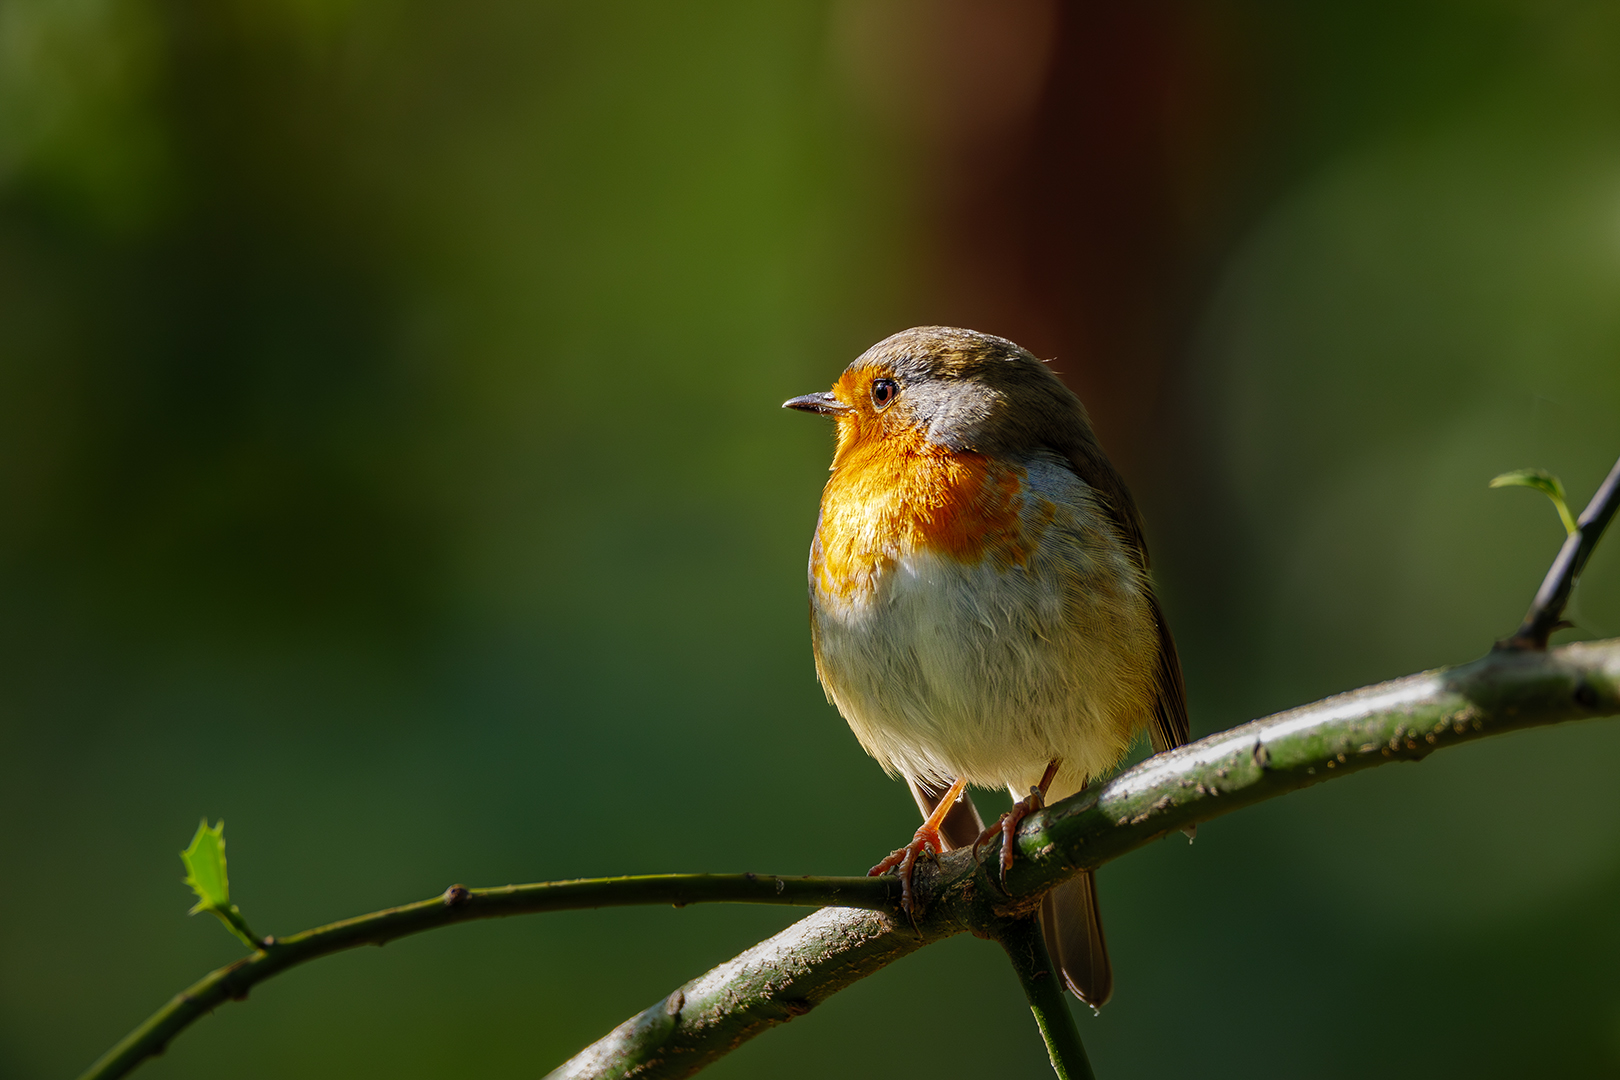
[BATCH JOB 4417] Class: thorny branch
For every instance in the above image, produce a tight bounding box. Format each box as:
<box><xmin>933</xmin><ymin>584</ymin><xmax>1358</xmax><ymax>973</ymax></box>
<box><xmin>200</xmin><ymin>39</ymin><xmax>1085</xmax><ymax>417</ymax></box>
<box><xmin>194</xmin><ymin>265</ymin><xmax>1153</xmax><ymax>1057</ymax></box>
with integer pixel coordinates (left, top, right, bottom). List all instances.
<box><xmin>547</xmin><ymin>638</ymin><xmax>1620</xmax><ymax>1079</ymax></box>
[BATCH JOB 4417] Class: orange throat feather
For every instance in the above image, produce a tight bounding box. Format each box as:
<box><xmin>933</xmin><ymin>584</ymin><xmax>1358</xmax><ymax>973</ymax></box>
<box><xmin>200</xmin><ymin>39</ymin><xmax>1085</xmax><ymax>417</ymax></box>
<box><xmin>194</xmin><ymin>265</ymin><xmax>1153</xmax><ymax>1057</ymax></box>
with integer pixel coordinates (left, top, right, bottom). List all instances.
<box><xmin>812</xmin><ymin>423</ymin><xmax>1045</xmax><ymax>607</ymax></box>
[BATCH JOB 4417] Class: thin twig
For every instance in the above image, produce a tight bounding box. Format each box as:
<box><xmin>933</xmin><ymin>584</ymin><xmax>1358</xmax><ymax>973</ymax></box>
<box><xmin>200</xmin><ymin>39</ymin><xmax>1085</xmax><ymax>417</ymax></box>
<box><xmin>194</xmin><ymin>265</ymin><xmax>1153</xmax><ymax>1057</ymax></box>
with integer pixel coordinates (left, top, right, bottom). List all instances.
<box><xmin>995</xmin><ymin>916</ymin><xmax>1096</xmax><ymax>1080</ymax></box>
<box><xmin>77</xmin><ymin>874</ymin><xmax>896</xmax><ymax>1080</ymax></box>
<box><xmin>1500</xmin><ymin>452</ymin><xmax>1620</xmax><ymax>650</ymax></box>
<box><xmin>550</xmin><ymin>638</ymin><xmax>1620</xmax><ymax>1079</ymax></box>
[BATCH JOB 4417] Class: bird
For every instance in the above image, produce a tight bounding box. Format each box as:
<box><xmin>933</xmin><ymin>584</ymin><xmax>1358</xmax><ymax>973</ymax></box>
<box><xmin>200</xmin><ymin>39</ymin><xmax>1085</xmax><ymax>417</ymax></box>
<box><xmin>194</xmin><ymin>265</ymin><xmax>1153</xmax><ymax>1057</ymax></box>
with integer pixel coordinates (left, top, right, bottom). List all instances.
<box><xmin>783</xmin><ymin>326</ymin><xmax>1189</xmax><ymax>1008</ymax></box>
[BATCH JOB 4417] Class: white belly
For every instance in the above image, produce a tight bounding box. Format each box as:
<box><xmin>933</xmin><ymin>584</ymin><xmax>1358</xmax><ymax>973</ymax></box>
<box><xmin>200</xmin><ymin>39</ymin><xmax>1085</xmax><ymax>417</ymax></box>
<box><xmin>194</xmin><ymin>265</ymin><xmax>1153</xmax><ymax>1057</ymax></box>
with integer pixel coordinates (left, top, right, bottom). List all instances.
<box><xmin>809</xmin><ymin>454</ymin><xmax>1159</xmax><ymax>796</ymax></box>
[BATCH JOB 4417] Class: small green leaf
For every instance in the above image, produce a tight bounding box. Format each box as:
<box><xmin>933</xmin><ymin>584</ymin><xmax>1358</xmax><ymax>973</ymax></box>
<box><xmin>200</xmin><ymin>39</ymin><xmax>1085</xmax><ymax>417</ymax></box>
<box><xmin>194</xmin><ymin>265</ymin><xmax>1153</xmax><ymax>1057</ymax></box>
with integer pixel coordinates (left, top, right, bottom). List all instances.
<box><xmin>181</xmin><ymin>819</ymin><xmax>259</xmax><ymax>949</ymax></box>
<box><xmin>181</xmin><ymin>819</ymin><xmax>230</xmax><ymax>912</ymax></box>
<box><xmin>1489</xmin><ymin>467</ymin><xmax>1567</xmax><ymax>502</ymax></box>
<box><xmin>1490</xmin><ymin>468</ymin><xmax>1578</xmax><ymax>536</ymax></box>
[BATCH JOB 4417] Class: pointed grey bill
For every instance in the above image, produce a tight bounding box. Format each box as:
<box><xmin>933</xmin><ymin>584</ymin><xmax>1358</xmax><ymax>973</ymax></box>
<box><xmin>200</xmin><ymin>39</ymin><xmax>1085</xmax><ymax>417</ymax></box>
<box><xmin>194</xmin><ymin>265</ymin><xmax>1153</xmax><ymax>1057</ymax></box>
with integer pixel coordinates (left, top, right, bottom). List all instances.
<box><xmin>782</xmin><ymin>391</ymin><xmax>851</xmax><ymax>415</ymax></box>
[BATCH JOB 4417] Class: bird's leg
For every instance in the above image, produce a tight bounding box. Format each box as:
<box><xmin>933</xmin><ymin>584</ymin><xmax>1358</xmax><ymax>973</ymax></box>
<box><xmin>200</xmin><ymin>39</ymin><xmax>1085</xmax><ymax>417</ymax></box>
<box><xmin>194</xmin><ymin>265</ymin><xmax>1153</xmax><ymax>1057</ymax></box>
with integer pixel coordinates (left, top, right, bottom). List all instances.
<box><xmin>975</xmin><ymin>759</ymin><xmax>1061</xmax><ymax>884</ymax></box>
<box><xmin>906</xmin><ymin>776</ymin><xmax>985</xmax><ymax>851</ymax></box>
<box><xmin>868</xmin><ymin>776</ymin><xmax>969</xmax><ymax>915</ymax></box>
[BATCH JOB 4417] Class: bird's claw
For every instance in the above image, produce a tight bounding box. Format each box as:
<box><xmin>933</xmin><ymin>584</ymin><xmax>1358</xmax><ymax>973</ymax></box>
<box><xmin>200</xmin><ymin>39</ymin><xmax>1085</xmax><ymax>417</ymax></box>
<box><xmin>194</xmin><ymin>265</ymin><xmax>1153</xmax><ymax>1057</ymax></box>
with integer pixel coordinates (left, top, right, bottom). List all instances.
<box><xmin>867</xmin><ymin>826</ymin><xmax>943</xmax><ymax>915</ymax></box>
<box><xmin>972</xmin><ymin>785</ymin><xmax>1045</xmax><ymax>886</ymax></box>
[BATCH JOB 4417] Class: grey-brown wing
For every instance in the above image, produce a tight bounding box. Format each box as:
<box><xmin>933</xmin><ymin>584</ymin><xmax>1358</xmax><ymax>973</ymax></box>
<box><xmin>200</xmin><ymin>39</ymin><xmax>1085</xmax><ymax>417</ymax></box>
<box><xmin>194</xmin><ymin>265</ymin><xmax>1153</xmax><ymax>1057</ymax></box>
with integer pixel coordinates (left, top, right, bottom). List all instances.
<box><xmin>1060</xmin><ymin>441</ymin><xmax>1191</xmax><ymax>754</ymax></box>
<box><xmin>1147</xmin><ymin>590</ymin><xmax>1190</xmax><ymax>753</ymax></box>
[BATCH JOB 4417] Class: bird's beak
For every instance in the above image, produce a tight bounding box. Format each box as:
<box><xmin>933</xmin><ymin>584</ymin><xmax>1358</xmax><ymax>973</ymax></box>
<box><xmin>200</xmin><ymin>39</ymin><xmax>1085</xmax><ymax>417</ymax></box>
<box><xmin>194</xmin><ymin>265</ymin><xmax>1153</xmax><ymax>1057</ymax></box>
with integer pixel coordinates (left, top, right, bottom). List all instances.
<box><xmin>782</xmin><ymin>391</ymin><xmax>851</xmax><ymax>416</ymax></box>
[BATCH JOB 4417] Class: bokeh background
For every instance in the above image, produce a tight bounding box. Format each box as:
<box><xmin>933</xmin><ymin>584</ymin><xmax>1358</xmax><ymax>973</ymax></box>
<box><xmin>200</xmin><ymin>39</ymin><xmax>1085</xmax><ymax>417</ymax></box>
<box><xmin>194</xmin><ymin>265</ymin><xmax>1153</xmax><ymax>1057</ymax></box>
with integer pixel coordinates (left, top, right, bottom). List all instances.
<box><xmin>4</xmin><ymin>1</ymin><xmax>1620</xmax><ymax>1077</ymax></box>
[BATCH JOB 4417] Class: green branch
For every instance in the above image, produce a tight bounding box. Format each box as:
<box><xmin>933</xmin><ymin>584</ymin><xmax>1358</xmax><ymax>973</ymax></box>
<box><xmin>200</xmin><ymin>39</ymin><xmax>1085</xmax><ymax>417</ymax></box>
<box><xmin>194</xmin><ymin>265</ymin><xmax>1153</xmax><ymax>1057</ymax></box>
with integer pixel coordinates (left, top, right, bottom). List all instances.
<box><xmin>995</xmin><ymin>917</ymin><xmax>1096</xmax><ymax>1080</ymax></box>
<box><xmin>548</xmin><ymin>637</ymin><xmax>1620</xmax><ymax>1079</ymax></box>
<box><xmin>77</xmin><ymin>874</ymin><xmax>896</xmax><ymax>1080</ymax></box>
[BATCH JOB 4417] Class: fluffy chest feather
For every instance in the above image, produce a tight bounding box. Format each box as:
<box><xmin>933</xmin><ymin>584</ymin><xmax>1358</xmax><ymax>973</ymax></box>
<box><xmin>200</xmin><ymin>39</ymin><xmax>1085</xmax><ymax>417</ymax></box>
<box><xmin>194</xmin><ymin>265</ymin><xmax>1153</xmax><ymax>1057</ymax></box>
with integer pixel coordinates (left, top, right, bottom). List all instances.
<box><xmin>807</xmin><ymin>445</ymin><xmax>1158</xmax><ymax>795</ymax></box>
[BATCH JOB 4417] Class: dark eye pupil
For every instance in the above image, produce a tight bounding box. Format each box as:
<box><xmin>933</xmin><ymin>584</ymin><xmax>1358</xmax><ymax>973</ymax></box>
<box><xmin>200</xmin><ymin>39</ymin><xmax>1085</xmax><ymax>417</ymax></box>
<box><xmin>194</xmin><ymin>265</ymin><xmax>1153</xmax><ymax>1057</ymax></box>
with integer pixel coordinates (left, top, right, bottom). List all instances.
<box><xmin>872</xmin><ymin>379</ymin><xmax>897</xmax><ymax>408</ymax></box>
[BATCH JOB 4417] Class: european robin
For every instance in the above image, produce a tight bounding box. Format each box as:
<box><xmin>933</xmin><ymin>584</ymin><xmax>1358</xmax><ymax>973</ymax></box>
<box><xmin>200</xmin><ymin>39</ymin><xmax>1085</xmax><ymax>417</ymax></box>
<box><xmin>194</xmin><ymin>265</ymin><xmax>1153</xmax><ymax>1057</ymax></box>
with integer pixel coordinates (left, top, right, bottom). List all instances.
<box><xmin>784</xmin><ymin>326</ymin><xmax>1189</xmax><ymax>1007</ymax></box>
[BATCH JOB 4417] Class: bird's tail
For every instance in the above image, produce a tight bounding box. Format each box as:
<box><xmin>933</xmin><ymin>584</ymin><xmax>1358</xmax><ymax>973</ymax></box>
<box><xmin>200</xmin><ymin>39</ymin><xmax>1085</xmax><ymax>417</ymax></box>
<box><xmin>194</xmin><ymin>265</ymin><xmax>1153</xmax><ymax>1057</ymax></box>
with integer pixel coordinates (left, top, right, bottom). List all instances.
<box><xmin>1039</xmin><ymin>870</ymin><xmax>1112</xmax><ymax>1008</ymax></box>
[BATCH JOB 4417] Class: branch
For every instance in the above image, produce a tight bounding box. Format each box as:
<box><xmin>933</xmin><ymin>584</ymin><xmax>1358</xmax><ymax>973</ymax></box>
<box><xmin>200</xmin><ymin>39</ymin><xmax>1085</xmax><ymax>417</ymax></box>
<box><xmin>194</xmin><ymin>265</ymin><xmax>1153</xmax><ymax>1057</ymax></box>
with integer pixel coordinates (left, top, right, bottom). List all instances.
<box><xmin>78</xmin><ymin>874</ymin><xmax>896</xmax><ymax>1080</ymax></box>
<box><xmin>1501</xmin><ymin>453</ymin><xmax>1620</xmax><ymax>649</ymax></box>
<box><xmin>550</xmin><ymin>637</ymin><xmax>1620</xmax><ymax>1079</ymax></box>
<box><xmin>994</xmin><ymin>917</ymin><xmax>1096</xmax><ymax>1080</ymax></box>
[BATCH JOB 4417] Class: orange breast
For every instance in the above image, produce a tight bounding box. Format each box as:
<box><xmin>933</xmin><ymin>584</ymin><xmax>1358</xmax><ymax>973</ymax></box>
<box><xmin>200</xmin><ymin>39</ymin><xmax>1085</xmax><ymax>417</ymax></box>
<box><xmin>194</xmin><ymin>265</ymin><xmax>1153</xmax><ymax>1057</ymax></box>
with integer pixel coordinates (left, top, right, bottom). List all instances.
<box><xmin>813</xmin><ymin>426</ymin><xmax>1045</xmax><ymax>605</ymax></box>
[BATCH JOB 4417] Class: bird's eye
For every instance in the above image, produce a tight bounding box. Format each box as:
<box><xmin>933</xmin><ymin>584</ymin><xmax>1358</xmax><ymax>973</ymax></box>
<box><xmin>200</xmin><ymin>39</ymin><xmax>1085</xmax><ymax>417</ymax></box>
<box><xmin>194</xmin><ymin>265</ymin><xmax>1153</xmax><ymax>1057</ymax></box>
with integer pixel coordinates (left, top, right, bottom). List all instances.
<box><xmin>871</xmin><ymin>378</ymin><xmax>898</xmax><ymax>410</ymax></box>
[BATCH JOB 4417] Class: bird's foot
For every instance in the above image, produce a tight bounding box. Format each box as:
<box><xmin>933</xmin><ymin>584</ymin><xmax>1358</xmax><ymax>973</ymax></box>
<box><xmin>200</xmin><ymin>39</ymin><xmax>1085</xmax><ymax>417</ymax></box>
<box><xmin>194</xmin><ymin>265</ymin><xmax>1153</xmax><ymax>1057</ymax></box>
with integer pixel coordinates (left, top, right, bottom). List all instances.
<box><xmin>867</xmin><ymin>823</ymin><xmax>945</xmax><ymax>915</ymax></box>
<box><xmin>974</xmin><ymin>785</ymin><xmax>1045</xmax><ymax>885</ymax></box>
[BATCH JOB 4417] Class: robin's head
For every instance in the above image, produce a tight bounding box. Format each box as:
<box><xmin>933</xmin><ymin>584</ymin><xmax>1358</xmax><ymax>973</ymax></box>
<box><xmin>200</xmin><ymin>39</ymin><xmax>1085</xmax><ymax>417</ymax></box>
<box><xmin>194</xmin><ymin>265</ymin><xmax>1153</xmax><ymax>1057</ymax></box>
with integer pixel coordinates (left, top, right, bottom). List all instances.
<box><xmin>783</xmin><ymin>326</ymin><xmax>1097</xmax><ymax>464</ymax></box>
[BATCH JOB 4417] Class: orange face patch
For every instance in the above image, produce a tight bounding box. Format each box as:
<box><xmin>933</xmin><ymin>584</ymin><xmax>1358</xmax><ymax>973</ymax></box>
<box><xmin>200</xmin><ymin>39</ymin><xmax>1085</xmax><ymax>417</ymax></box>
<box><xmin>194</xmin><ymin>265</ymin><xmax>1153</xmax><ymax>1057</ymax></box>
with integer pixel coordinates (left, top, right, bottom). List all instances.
<box><xmin>813</xmin><ymin>377</ymin><xmax>1043</xmax><ymax>604</ymax></box>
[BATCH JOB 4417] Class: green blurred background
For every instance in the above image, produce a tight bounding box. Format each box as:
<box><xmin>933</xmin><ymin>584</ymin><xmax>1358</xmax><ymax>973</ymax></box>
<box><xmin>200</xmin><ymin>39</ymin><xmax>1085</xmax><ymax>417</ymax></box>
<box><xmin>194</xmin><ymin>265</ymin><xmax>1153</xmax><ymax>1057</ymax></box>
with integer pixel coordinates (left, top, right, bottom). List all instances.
<box><xmin>3</xmin><ymin>1</ymin><xmax>1620</xmax><ymax>1076</ymax></box>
